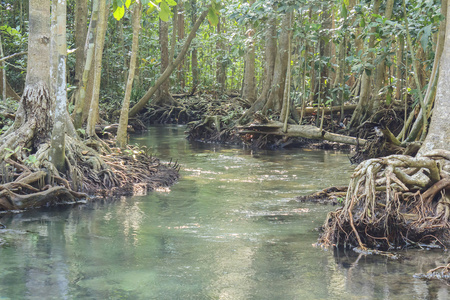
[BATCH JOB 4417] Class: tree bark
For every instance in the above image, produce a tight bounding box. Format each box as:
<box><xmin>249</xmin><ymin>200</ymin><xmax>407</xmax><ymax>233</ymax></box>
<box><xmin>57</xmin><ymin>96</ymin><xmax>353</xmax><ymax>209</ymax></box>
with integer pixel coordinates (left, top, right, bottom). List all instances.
<box><xmin>86</xmin><ymin>0</ymin><xmax>107</xmax><ymax>136</ymax></box>
<box><xmin>419</xmin><ymin>0</ymin><xmax>450</xmax><ymax>154</ymax></box>
<box><xmin>73</xmin><ymin>0</ymin><xmax>99</xmax><ymax>129</ymax></box>
<box><xmin>154</xmin><ymin>17</ymin><xmax>176</xmax><ymax>106</ymax></box>
<box><xmin>404</xmin><ymin>0</ymin><xmax>447</xmax><ymax>143</ymax></box>
<box><xmin>117</xmin><ymin>2</ymin><xmax>141</xmax><ymax>148</ymax></box>
<box><xmin>239</xmin><ymin>121</ymin><xmax>366</xmax><ymax>146</ymax></box>
<box><xmin>49</xmin><ymin>0</ymin><xmax>67</xmax><ymax>172</ymax></box>
<box><xmin>242</xmin><ymin>0</ymin><xmax>256</xmax><ymax>103</ymax></box>
<box><xmin>262</xmin><ymin>12</ymin><xmax>291</xmax><ymax>113</ymax></box>
<box><xmin>0</xmin><ymin>0</ymin><xmax>52</xmax><ymax>157</ymax></box>
<box><xmin>216</xmin><ymin>18</ymin><xmax>227</xmax><ymax>93</ymax></box>
<box><xmin>0</xmin><ymin>69</ymin><xmax>20</xmax><ymax>101</ymax></box>
<box><xmin>74</xmin><ymin>0</ymin><xmax>88</xmax><ymax>89</ymax></box>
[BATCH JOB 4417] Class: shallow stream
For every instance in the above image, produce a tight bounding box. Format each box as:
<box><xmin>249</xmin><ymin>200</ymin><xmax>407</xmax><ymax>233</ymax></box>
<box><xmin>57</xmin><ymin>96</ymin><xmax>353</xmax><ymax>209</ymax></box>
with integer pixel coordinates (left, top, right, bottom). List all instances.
<box><xmin>0</xmin><ymin>125</ymin><xmax>448</xmax><ymax>299</ymax></box>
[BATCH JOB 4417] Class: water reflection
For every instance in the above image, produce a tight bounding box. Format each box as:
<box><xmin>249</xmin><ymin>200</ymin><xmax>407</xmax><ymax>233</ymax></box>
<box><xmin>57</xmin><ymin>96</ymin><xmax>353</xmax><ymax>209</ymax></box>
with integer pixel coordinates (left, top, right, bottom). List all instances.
<box><xmin>0</xmin><ymin>125</ymin><xmax>448</xmax><ymax>299</ymax></box>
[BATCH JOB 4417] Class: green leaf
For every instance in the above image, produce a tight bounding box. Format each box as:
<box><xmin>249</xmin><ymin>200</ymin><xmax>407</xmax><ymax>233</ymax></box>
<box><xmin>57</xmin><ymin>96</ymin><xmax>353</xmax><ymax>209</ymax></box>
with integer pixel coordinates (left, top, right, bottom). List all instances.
<box><xmin>208</xmin><ymin>6</ymin><xmax>219</xmax><ymax>26</ymax></box>
<box><xmin>341</xmin><ymin>4</ymin><xmax>347</xmax><ymax>19</ymax></box>
<box><xmin>419</xmin><ymin>24</ymin><xmax>432</xmax><ymax>51</ymax></box>
<box><xmin>159</xmin><ymin>1</ymin><xmax>171</xmax><ymax>21</ymax></box>
<box><xmin>113</xmin><ymin>5</ymin><xmax>125</xmax><ymax>20</ymax></box>
<box><xmin>165</xmin><ymin>0</ymin><xmax>177</xmax><ymax>6</ymax></box>
<box><xmin>147</xmin><ymin>4</ymin><xmax>156</xmax><ymax>14</ymax></box>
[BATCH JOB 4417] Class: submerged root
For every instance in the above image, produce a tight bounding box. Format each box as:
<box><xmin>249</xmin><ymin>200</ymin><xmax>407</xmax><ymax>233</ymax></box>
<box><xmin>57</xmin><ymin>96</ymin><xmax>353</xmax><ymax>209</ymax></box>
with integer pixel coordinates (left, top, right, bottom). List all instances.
<box><xmin>415</xmin><ymin>263</ymin><xmax>450</xmax><ymax>285</ymax></box>
<box><xmin>318</xmin><ymin>151</ymin><xmax>450</xmax><ymax>250</ymax></box>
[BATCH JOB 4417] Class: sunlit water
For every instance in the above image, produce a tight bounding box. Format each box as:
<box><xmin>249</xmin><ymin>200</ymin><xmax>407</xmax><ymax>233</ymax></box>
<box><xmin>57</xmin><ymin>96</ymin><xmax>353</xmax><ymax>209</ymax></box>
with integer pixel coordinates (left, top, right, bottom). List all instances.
<box><xmin>0</xmin><ymin>125</ymin><xmax>448</xmax><ymax>299</ymax></box>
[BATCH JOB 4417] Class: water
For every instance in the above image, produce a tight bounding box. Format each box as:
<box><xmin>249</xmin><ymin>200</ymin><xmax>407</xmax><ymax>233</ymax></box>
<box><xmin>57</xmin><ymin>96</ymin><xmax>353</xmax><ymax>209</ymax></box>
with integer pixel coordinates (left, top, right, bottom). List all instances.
<box><xmin>0</xmin><ymin>125</ymin><xmax>448</xmax><ymax>299</ymax></box>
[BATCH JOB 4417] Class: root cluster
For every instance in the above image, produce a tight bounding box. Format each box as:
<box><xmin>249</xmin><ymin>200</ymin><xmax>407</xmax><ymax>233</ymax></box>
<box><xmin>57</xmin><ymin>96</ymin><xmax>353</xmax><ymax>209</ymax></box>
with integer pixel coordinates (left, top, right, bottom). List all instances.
<box><xmin>319</xmin><ymin>150</ymin><xmax>450</xmax><ymax>250</ymax></box>
<box><xmin>0</xmin><ymin>138</ymin><xmax>179</xmax><ymax>211</ymax></box>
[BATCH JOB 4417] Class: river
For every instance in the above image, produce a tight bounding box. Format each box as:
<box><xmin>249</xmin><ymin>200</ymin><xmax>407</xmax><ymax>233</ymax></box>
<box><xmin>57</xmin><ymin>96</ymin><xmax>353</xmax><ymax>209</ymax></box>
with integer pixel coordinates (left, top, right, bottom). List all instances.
<box><xmin>0</xmin><ymin>125</ymin><xmax>448</xmax><ymax>299</ymax></box>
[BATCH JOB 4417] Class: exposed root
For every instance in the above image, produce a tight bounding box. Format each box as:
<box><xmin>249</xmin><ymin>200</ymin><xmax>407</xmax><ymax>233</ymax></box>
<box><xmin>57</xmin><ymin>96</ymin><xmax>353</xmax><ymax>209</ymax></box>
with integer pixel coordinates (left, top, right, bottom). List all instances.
<box><xmin>319</xmin><ymin>150</ymin><xmax>450</xmax><ymax>250</ymax></box>
<box><xmin>414</xmin><ymin>263</ymin><xmax>450</xmax><ymax>285</ymax></box>
<box><xmin>0</xmin><ymin>134</ymin><xmax>180</xmax><ymax>211</ymax></box>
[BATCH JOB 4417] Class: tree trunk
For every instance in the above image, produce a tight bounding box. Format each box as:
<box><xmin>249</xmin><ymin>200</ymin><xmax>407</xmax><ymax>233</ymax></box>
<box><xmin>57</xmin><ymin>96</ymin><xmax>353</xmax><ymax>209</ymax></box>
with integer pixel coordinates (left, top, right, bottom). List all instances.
<box><xmin>177</xmin><ymin>0</ymin><xmax>186</xmax><ymax>90</ymax></box>
<box><xmin>154</xmin><ymin>18</ymin><xmax>176</xmax><ymax>106</ymax></box>
<box><xmin>419</xmin><ymin>0</ymin><xmax>450</xmax><ymax>154</ymax></box>
<box><xmin>216</xmin><ymin>18</ymin><xmax>227</xmax><ymax>93</ymax></box>
<box><xmin>0</xmin><ymin>0</ymin><xmax>52</xmax><ymax>157</ymax></box>
<box><xmin>403</xmin><ymin>0</ymin><xmax>447</xmax><ymax>143</ymax></box>
<box><xmin>242</xmin><ymin>0</ymin><xmax>256</xmax><ymax>103</ymax></box>
<box><xmin>48</xmin><ymin>0</ymin><xmax>67</xmax><ymax>172</ymax></box>
<box><xmin>73</xmin><ymin>0</ymin><xmax>99</xmax><ymax>129</ymax></box>
<box><xmin>86</xmin><ymin>0</ymin><xmax>107</xmax><ymax>136</ymax></box>
<box><xmin>349</xmin><ymin>0</ymin><xmax>380</xmax><ymax>128</ymax></box>
<box><xmin>189</xmin><ymin>0</ymin><xmax>198</xmax><ymax>94</ymax></box>
<box><xmin>0</xmin><ymin>35</ymin><xmax>5</xmax><ymax>102</ymax></box>
<box><xmin>128</xmin><ymin>8</ymin><xmax>209</xmax><ymax>117</ymax></box>
<box><xmin>74</xmin><ymin>0</ymin><xmax>88</xmax><ymax>90</ymax></box>
<box><xmin>237</xmin><ymin>14</ymin><xmax>277</xmax><ymax>124</ymax></box>
<box><xmin>262</xmin><ymin>12</ymin><xmax>291</xmax><ymax>114</ymax></box>
<box><xmin>394</xmin><ymin>35</ymin><xmax>405</xmax><ymax>100</ymax></box>
<box><xmin>117</xmin><ymin>2</ymin><xmax>141</xmax><ymax>148</ymax></box>
<box><xmin>371</xmin><ymin>0</ymin><xmax>394</xmax><ymax>114</ymax></box>
<box><xmin>0</xmin><ymin>69</ymin><xmax>20</xmax><ymax>101</ymax></box>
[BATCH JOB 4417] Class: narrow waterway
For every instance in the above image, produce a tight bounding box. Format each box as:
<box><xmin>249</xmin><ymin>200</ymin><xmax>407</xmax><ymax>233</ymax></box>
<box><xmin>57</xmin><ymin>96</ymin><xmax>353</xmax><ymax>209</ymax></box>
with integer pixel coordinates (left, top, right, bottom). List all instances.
<box><xmin>0</xmin><ymin>125</ymin><xmax>448</xmax><ymax>299</ymax></box>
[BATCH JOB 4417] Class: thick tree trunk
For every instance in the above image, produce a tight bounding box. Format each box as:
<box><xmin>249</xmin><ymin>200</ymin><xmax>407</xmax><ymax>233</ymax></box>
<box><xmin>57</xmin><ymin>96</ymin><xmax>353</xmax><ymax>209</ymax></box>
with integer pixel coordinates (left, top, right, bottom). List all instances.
<box><xmin>0</xmin><ymin>0</ymin><xmax>52</xmax><ymax>157</ymax></box>
<box><xmin>419</xmin><ymin>0</ymin><xmax>450</xmax><ymax>154</ymax></box>
<box><xmin>117</xmin><ymin>3</ymin><xmax>141</xmax><ymax>148</ymax></box>
<box><xmin>49</xmin><ymin>0</ymin><xmax>67</xmax><ymax>172</ymax></box>
<box><xmin>262</xmin><ymin>13</ymin><xmax>291</xmax><ymax>113</ymax></box>
<box><xmin>404</xmin><ymin>0</ymin><xmax>447</xmax><ymax>143</ymax></box>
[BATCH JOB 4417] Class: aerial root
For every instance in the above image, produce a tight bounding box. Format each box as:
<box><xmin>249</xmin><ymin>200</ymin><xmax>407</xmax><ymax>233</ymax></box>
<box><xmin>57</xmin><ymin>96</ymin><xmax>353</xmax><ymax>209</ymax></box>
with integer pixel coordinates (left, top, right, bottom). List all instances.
<box><xmin>318</xmin><ymin>150</ymin><xmax>450</xmax><ymax>250</ymax></box>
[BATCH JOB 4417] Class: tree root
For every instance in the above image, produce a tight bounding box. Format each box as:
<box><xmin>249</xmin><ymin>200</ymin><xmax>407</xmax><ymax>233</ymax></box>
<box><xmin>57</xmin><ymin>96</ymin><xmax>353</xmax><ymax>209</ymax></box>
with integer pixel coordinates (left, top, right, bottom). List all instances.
<box><xmin>0</xmin><ymin>134</ymin><xmax>180</xmax><ymax>211</ymax></box>
<box><xmin>414</xmin><ymin>263</ymin><xmax>450</xmax><ymax>285</ymax></box>
<box><xmin>318</xmin><ymin>150</ymin><xmax>450</xmax><ymax>250</ymax></box>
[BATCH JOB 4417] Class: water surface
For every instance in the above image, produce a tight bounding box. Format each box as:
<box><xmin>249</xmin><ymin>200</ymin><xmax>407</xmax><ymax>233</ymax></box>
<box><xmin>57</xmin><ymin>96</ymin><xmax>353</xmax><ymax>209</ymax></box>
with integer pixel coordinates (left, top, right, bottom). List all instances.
<box><xmin>0</xmin><ymin>125</ymin><xmax>448</xmax><ymax>299</ymax></box>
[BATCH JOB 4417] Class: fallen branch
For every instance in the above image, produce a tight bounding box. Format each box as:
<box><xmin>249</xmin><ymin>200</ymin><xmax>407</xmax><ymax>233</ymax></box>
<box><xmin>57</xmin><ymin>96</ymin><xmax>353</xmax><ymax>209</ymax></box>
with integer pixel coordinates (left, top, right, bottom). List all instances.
<box><xmin>238</xmin><ymin>121</ymin><xmax>366</xmax><ymax>146</ymax></box>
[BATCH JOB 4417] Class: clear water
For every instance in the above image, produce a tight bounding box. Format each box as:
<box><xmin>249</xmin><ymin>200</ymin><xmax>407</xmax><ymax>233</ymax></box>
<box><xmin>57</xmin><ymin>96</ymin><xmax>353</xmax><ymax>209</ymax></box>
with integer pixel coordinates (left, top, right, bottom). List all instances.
<box><xmin>0</xmin><ymin>125</ymin><xmax>448</xmax><ymax>300</ymax></box>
